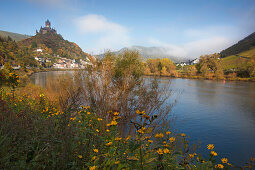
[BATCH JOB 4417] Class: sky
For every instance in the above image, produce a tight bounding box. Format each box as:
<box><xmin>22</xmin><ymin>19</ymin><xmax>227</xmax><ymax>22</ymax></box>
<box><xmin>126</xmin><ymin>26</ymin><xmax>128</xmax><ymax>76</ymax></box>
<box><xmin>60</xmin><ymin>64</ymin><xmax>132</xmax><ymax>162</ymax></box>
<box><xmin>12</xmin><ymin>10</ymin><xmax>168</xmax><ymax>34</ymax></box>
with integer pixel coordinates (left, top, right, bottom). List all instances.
<box><xmin>0</xmin><ymin>0</ymin><xmax>255</xmax><ymax>58</ymax></box>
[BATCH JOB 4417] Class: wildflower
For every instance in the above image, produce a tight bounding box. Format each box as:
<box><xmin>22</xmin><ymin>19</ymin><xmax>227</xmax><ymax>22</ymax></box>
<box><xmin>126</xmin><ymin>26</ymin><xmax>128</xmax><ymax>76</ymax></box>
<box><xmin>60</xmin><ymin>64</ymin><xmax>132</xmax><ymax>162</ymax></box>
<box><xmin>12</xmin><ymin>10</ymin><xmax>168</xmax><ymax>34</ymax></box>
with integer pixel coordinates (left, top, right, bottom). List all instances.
<box><xmin>89</xmin><ymin>166</ymin><xmax>96</xmax><ymax>170</ymax></box>
<box><xmin>110</xmin><ymin>120</ymin><xmax>117</xmax><ymax>126</ymax></box>
<box><xmin>113</xmin><ymin>112</ymin><xmax>119</xmax><ymax>116</ymax></box>
<box><xmin>157</xmin><ymin>148</ymin><xmax>163</xmax><ymax>155</ymax></box>
<box><xmin>215</xmin><ymin>164</ymin><xmax>224</xmax><ymax>169</ymax></box>
<box><xmin>96</xmin><ymin>129</ymin><xmax>99</xmax><ymax>132</ymax></box>
<box><xmin>106</xmin><ymin>129</ymin><xmax>110</xmax><ymax>132</ymax></box>
<box><xmin>97</xmin><ymin>118</ymin><xmax>102</xmax><ymax>121</ymax></box>
<box><xmin>113</xmin><ymin>116</ymin><xmax>120</xmax><ymax>120</ymax></box>
<box><xmin>136</xmin><ymin>110</ymin><xmax>145</xmax><ymax>115</ymax></box>
<box><xmin>137</xmin><ymin>128</ymin><xmax>145</xmax><ymax>134</ymax></box>
<box><xmin>93</xmin><ymin>149</ymin><xmax>99</xmax><ymax>153</ymax></box>
<box><xmin>155</xmin><ymin>133</ymin><xmax>164</xmax><ymax>138</ymax></box>
<box><xmin>251</xmin><ymin>157</ymin><xmax>255</xmax><ymax>162</ymax></box>
<box><xmin>148</xmin><ymin>140</ymin><xmax>153</xmax><ymax>143</ymax></box>
<box><xmin>211</xmin><ymin>151</ymin><xmax>218</xmax><ymax>156</ymax></box>
<box><xmin>207</xmin><ymin>144</ymin><xmax>214</xmax><ymax>150</ymax></box>
<box><xmin>221</xmin><ymin>158</ymin><xmax>228</xmax><ymax>163</ymax></box>
<box><xmin>115</xmin><ymin>137</ymin><xmax>122</xmax><ymax>141</ymax></box>
<box><xmin>181</xmin><ymin>133</ymin><xmax>186</xmax><ymax>137</ymax></box>
<box><xmin>105</xmin><ymin>142</ymin><xmax>112</xmax><ymax>146</ymax></box>
<box><xmin>78</xmin><ymin>155</ymin><xmax>83</xmax><ymax>159</ymax></box>
<box><xmin>169</xmin><ymin>137</ymin><xmax>176</xmax><ymax>142</ymax></box>
<box><xmin>87</xmin><ymin>112</ymin><xmax>91</xmax><ymax>115</ymax></box>
<box><xmin>91</xmin><ymin>156</ymin><xmax>96</xmax><ymax>161</ymax></box>
<box><xmin>144</xmin><ymin>136</ymin><xmax>151</xmax><ymax>140</ymax></box>
<box><xmin>189</xmin><ymin>154</ymin><xmax>195</xmax><ymax>159</ymax></box>
<box><xmin>166</xmin><ymin>131</ymin><xmax>171</xmax><ymax>135</ymax></box>
<box><xmin>163</xmin><ymin>148</ymin><xmax>170</xmax><ymax>154</ymax></box>
<box><xmin>126</xmin><ymin>136</ymin><xmax>131</xmax><ymax>140</ymax></box>
<box><xmin>114</xmin><ymin>161</ymin><xmax>120</xmax><ymax>164</ymax></box>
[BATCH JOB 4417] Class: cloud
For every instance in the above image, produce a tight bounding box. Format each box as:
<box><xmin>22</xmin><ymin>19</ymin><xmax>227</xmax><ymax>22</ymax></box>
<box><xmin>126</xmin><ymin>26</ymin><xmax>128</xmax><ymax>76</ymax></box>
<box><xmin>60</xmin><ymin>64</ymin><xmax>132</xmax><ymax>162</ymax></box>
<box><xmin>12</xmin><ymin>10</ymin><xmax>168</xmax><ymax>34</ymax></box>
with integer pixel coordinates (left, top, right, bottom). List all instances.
<box><xmin>25</xmin><ymin>0</ymin><xmax>77</xmax><ymax>10</ymax></box>
<box><xmin>75</xmin><ymin>14</ymin><xmax>130</xmax><ymax>54</ymax></box>
<box><xmin>147</xmin><ymin>36</ymin><xmax>233</xmax><ymax>59</ymax></box>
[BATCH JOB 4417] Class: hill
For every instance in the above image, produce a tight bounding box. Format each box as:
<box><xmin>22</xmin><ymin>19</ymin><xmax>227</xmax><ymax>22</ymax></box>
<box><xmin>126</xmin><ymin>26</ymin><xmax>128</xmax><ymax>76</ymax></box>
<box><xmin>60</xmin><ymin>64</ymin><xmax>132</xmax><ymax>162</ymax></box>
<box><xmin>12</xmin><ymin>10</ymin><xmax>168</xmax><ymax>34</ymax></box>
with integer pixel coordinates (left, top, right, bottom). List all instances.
<box><xmin>0</xmin><ymin>30</ymin><xmax>30</xmax><ymax>41</ymax></box>
<box><xmin>97</xmin><ymin>45</ymin><xmax>189</xmax><ymax>63</ymax></box>
<box><xmin>18</xmin><ymin>32</ymin><xmax>91</xmax><ymax>61</ymax></box>
<box><xmin>220</xmin><ymin>32</ymin><xmax>255</xmax><ymax>57</ymax></box>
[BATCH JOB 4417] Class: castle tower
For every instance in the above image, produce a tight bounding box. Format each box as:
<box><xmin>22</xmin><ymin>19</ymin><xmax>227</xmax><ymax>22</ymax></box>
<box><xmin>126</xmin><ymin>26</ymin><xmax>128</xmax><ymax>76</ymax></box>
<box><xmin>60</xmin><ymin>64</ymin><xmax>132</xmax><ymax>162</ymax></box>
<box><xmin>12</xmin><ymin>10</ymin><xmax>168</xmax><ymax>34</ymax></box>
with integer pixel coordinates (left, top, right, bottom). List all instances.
<box><xmin>45</xmin><ymin>19</ymin><xmax>51</xmax><ymax>28</ymax></box>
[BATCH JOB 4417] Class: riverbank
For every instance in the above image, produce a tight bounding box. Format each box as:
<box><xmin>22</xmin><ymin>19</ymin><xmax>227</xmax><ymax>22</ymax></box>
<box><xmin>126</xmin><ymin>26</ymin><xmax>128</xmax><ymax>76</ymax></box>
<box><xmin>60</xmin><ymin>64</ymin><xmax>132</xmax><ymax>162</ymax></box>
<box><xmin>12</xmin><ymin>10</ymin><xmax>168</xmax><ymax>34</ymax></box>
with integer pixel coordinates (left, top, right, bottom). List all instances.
<box><xmin>144</xmin><ymin>73</ymin><xmax>255</xmax><ymax>82</ymax></box>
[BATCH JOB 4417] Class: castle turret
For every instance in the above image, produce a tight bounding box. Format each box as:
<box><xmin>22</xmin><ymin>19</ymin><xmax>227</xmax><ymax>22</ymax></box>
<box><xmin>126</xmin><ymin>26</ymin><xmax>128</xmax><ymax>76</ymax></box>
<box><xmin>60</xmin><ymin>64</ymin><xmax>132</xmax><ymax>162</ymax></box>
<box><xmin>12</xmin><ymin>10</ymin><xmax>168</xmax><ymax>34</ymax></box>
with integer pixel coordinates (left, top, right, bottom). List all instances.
<box><xmin>45</xmin><ymin>19</ymin><xmax>51</xmax><ymax>28</ymax></box>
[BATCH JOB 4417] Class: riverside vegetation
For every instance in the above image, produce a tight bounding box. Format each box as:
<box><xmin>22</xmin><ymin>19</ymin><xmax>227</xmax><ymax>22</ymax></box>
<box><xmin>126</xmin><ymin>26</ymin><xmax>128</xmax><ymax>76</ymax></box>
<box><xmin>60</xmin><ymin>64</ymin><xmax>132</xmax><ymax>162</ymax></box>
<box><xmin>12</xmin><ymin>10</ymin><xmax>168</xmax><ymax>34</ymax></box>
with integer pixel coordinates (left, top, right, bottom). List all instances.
<box><xmin>0</xmin><ymin>50</ymin><xmax>255</xmax><ymax>169</ymax></box>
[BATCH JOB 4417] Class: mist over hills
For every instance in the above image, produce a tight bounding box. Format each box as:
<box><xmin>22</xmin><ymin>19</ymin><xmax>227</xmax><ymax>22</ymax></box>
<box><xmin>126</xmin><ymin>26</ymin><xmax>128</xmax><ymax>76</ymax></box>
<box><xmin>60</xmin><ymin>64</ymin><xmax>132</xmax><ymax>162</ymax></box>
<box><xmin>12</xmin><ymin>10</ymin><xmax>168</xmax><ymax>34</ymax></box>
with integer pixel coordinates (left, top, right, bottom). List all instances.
<box><xmin>97</xmin><ymin>45</ymin><xmax>190</xmax><ymax>63</ymax></box>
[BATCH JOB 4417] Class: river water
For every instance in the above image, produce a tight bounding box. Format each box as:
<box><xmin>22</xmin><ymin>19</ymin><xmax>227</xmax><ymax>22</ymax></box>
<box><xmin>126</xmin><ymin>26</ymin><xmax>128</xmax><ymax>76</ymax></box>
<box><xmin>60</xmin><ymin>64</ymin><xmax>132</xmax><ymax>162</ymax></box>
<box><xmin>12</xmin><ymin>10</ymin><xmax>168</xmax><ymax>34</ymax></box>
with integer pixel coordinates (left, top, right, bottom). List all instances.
<box><xmin>30</xmin><ymin>71</ymin><xmax>255</xmax><ymax>165</ymax></box>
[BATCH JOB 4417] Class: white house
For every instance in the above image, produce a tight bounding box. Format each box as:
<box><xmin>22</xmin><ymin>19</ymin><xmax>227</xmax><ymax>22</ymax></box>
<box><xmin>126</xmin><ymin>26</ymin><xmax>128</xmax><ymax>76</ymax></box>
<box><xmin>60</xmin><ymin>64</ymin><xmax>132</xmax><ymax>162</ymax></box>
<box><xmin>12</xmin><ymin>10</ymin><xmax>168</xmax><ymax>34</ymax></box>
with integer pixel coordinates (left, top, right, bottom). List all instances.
<box><xmin>36</xmin><ymin>48</ymin><xmax>43</xmax><ymax>53</ymax></box>
<box><xmin>190</xmin><ymin>58</ymin><xmax>199</xmax><ymax>65</ymax></box>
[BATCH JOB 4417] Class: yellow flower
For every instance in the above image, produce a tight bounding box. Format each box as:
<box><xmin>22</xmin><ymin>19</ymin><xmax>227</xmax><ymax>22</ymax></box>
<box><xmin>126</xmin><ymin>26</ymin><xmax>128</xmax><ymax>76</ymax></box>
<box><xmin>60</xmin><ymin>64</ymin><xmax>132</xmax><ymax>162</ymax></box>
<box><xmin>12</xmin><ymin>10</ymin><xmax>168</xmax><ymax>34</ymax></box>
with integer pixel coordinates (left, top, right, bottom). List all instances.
<box><xmin>96</xmin><ymin>129</ymin><xmax>99</xmax><ymax>132</ymax></box>
<box><xmin>97</xmin><ymin>118</ymin><xmax>102</xmax><ymax>121</ymax></box>
<box><xmin>163</xmin><ymin>148</ymin><xmax>170</xmax><ymax>154</ymax></box>
<box><xmin>93</xmin><ymin>149</ymin><xmax>98</xmax><ymax>153</ymax></box>
<box><xmin>169</xmin><ymin>137</ymin><xmax>176</xmax><ymax>142</ymax></box>
<box><xmin>91</xmin><ymin>156</ymin><xmax>96</xmax><ymax>161</ymax></box>
<box><xmin>105</xmin><ymin>142</ymin><xmax>112</xmax><ymax>146</ymax></box>
<box><xmin>207</xmin><ymin>144</ymin><xmax>214</xmax><ymax>150</ymax></box>
<box><xmin>148</xmin><ymin>140</ymin><xmax>153</xmax><ymax>143</ymax></box>
<box><xmin>89</xmin><ymin>166</ymin><xmax>96</xmax><ymax>170</ymax></box>
<box><xmin>115</xmin><ymin>137</ymin><xmax>122</xmax><ymax>141</ymax></box>
<box><xmin>114</xmin><ymin>161</ymin><xmax>120</xmax><ymax>164</ymax></box>
<box><xmin>157</xmin><ymin>148</ymin><xmax>163</xmax><ymax>155</ymax></box>
<box><xmin>155</xmin><ymin>133</ymin><xmax>164</xmax><ymax>138</ymax></box>
<box><xmin>221</xmin><ymin>158</ymin><xmax>228</xmax><ymax>163</ymax></box>
<box><xmin>78</xmin><ymin>155</ymin><xmax>83</xmax><ymax>159</ymax></box>
<box><xmin>87</xmin><ymin>106</ymin><xmax>91</xmax><ymax>109</ymax></box>
<box><xmin>137</xmin><ymin>128</ymin><xmax>145</xmax><ymax>134</ymax></box>
<box><xmin>166</xmin><ymin>131</ymin><xmax>171</xmax><ymax>135</ymax></box>
<box><xmin>211</xmin><ymin>151</ymin><xmax>218</xmax><ymax>156</ymax></box>
<box><xmin>106</xmin><ymin>129</ymin><xmax>110</xmax><ymax>132</ymax></box>
<box><xmin>189</xmin><ymin>153</ymin><xmax>195</xmax><ymax>158</ymax></box>
<box><xmin>215</xmin><ymin>164</ymin><xmax>224</xmax><ymax>169</ymax></box>
<box><xmin>87</xmin><ymin>112</ymin><xmax>91</xmax><ymax>115</ymax></box>
<box><xmin>126</xmin><ymin>136</ymin><xmax>131</xmax><ymax>140</ymax></box>
<box><xmin>181</xmin><ymin>133</ymin><xmax>186</xmax><ymax>137</ymax></box>
<box><xmin>113</xmin><ymin>112</ymin><xmax>119</xmax><ymax>116</ymax></box>
<box><xmin>110</xmin><ymin>120</ymin><xmax>117</xmax><ymax>126</ymax></box>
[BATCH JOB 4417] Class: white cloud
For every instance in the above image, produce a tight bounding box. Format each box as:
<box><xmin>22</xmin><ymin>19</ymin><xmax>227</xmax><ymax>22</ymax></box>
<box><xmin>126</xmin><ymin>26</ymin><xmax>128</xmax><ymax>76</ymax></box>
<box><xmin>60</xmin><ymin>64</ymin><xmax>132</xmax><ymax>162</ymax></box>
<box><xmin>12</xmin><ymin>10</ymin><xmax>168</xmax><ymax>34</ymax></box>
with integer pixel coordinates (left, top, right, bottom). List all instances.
<box><xmin>25</xmin><ymin>0</ymin><xmax>77</xmax><ymax>9</ymax></box>
<box><xmin>147</xmin><ymin>36</ymin><xmax>233</xmax><ymax>59</ymax></box>
<box><xmin>75</xmin><ymin>14</ymin><xmax>130</xmax><ymax>54</ymax></box>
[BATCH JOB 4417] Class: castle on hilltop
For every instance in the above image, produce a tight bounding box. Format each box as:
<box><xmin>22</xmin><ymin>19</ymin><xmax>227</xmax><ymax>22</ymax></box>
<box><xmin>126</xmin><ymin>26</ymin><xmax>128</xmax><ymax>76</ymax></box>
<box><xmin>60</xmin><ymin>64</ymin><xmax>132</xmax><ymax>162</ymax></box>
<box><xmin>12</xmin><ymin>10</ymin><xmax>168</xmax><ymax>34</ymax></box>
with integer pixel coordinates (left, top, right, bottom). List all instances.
<box><xmin>36</xmin><ymin>19</ymin><xmax>57</xmax><ymax>34</ymax></box>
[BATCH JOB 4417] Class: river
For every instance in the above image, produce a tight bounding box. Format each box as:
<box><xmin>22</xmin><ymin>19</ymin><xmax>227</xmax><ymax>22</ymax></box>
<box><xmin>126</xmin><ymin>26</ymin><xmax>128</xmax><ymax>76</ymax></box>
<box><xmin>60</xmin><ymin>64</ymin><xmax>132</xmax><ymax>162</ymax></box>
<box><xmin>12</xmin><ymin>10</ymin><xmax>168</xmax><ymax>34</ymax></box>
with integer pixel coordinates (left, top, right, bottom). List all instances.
<box><xmin>30</xmin><ymin>71</ymin><xmax>255</xmax><ymax>165</ymax></box>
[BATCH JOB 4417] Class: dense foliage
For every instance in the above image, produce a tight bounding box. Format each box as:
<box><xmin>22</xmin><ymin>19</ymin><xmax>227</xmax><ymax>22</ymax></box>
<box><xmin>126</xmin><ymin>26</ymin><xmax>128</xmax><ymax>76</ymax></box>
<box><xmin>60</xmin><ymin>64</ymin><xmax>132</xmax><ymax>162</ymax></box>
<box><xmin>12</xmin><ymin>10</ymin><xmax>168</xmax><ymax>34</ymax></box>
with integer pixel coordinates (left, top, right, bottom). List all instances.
<box><xmin>18</xmin><ymin>32</ymin><xmax>92</xmax><ymax>61</ymax></box>
<box><xmin>0</xmin><ymin>35</ymin><xmax>37</xmax><ymax>67</ymax></box>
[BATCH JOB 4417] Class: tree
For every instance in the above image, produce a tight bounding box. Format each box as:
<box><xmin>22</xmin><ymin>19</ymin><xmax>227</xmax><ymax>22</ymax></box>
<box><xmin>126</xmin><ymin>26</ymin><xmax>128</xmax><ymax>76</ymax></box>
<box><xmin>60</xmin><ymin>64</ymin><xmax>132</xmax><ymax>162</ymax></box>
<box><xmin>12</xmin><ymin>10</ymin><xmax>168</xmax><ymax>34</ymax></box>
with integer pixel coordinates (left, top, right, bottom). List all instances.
<box><xmin>247</xmin><ymin>55</ymin><xmax>255</xmax><ymax>78</ymax></box>
<box><xmin>31</xmin><ymin>41</ymin><xmax>38</xmax><ymax>49</ymax></box>
<box><xmin>196</xmin><ymin>54</ymin><xmax>224</xmax><ymax>79</ymax></box>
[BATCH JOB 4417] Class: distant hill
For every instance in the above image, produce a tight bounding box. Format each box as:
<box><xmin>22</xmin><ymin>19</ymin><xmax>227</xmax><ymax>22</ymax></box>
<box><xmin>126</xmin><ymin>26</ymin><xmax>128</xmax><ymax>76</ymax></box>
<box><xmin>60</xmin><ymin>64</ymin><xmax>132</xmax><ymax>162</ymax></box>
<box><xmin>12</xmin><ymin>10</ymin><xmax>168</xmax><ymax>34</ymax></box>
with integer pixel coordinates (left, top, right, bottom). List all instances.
<box><xmin>220</xmin><ymin>32</ymin><xmax>255</xmax><ymax>57</ymax></box>
<box><xmin>97</xmin><ymin>45</ymin><xmax>189</xmax><ymax>63</ymax></box>
<box><xmin>0</xmin><ymin>30</ymin><xmax>30</xmax><ymax>41</ymax></box>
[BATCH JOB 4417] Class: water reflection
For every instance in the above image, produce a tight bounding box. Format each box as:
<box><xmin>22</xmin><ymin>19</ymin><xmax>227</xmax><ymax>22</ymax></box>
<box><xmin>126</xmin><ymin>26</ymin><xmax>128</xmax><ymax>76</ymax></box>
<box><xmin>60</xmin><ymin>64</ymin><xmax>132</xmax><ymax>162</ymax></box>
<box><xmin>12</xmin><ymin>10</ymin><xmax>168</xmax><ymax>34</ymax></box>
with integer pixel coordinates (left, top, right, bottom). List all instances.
<box><xmin>30</xmin><ymin>72</ymin><xmax>255</xmax><ymax>165</ymax></box>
